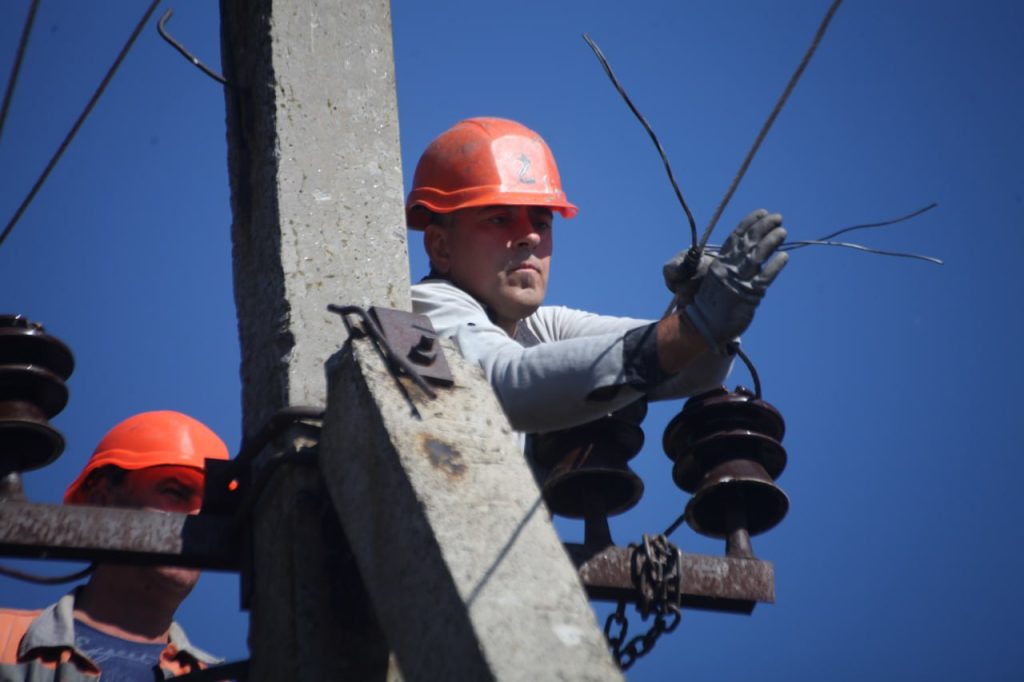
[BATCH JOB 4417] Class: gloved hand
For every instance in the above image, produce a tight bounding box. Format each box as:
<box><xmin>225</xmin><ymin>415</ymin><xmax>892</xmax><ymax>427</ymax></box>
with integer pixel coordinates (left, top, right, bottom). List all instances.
<box><xmin>685</xmin><ymin>209</ymin><xmax>788</xmax><ymax>352</ymax></box>
<box><xmin>663</xmin><ymin>248</ymin><xmax>715</xmax><ymax>303</ymax></box>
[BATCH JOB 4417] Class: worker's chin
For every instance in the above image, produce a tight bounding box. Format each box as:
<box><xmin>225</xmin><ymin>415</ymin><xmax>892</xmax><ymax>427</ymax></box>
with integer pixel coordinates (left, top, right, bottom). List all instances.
<box><xmin>499</xmin><ymin>284</ymin><xmax>545</xmax><ymax>315</ymax></box>
<box><xmin>149</xmin><ymin>565</ymin><xmax>200</xmax><ymax>597</ymax></box>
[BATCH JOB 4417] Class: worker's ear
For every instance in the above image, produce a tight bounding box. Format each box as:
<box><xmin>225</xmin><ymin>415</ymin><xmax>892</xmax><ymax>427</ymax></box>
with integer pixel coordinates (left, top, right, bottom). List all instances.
<box><xmin>423</xmin><ymin>224</ymin><xmax>452</xmax><ymax>274</ymax></box>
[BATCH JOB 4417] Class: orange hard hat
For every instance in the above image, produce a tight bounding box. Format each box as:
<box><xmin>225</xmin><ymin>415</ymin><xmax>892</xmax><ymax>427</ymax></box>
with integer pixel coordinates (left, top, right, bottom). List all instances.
<box><xmin>63</xmin><ymin>410</ymin><xmax>229</xmax><ymax>504</ymax></box>
<box><xmin>406</xmin><ymin>117</ymin><xmax>578</xmax><ymax>230</ymax></box>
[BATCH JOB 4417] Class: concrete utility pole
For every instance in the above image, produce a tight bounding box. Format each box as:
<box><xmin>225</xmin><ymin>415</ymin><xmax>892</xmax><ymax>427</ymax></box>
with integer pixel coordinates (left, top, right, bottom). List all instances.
<box><xmin>219</xmin><ymin>1</ymin><xmax>620</xmax><ymax>679</ymax></box>
<box><xmin>219</xmin><ymin>0</ymin><xmax>407</xmax><ymax>678</ymax></box>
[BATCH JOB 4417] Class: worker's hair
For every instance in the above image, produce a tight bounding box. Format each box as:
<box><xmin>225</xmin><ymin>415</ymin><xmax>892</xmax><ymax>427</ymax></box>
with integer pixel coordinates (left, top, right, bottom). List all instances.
<box><xmin>427</xmin><ymin>209</ymin><xmax>455</xmax><ymax>229</ymax></box>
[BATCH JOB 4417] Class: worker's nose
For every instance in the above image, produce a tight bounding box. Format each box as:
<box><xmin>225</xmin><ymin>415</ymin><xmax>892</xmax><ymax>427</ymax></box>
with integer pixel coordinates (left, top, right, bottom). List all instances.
<box><xmin>515</xmin><ymin>229</ymin><xmax>542</xmax><ymax>250</ymax></box>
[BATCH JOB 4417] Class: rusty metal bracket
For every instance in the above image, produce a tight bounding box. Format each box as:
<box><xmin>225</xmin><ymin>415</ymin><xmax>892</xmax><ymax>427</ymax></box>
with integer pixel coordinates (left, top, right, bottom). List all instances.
<box><xmin>327</xmin><ymin>305</ymin><xmax>452</xmax><ymax>399</ymax></box>
<box><xmin>0</xmin><ymin>501</ymin><xmax>239</xmax><ymax>570</ymax></box>
<box><xmin>568</xmin><ymin>542</ymin><xmax>774</xmax><ymax>614</ymax></box>
<box><xmin>367</xmin><ymin>307</ymin><xmax>454</xmax><ymax>387</ymax></box>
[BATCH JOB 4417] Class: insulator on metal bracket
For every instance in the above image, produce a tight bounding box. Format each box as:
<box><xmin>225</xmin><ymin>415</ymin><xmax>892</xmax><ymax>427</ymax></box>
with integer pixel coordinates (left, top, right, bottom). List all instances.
<box><xmin>0</xmin><ymin>315</ymin><xmax>74</xmax><ymax>490</ymax></box>
<box><xmin>532</xmin><ymin>399</ymin><xmax>647</xmax><ymax>548</ymax></box>
<box><xmin>662</xmin><ymin>386</ymin><xmax>789</xmax><ymax>558</ymax></box>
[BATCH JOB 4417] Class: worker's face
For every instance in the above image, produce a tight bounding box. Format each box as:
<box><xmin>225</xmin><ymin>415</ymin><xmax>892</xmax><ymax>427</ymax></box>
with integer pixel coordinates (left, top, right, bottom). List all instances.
<box><xmin>89</xmin><ymin>466</ymin><xmax>205</xmax><ymax>596</ymax></box>
<box><xmin>426</xmin><ymin>205</ymin><xmax>553</xmax><ymax>333</ymax></box>
<box><xmin>111</xmin><ymin>466</ymin><xmax>206</xmax><ymax>514</ymax></box>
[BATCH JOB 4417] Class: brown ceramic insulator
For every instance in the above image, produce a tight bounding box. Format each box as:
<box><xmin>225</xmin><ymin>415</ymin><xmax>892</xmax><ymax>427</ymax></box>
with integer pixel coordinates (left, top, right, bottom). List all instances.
<box><xmin>0</xmin><ymin>315</ymin><xmax>74</xmax><ymax>379</ymax></box>
<box><xmin>662</xmin><ymin>385</ymin><xmax>784</xmax><ymax>463</ymax></box>
<box><xmin>684</xmin><ymin>459</ymin><xmax>790</xmax><ymax>539</ymax></box>
<box><xmin>0</xmin><ymin>364</ymin><xmax>70</xmax><ymax>417</ymax></box>
<box><xmin>540</xmin><ymin>437</ymin><xmax>645</xmax><ymax>519</ymax></box>
<box><xmin>0</xmin><ymin>316</ymin><xmax>75</xmax><ymax>476</ymax></box>
<box><xmin>671</xmin><ymin>429</ymin><xmax>786</xmax><ymax>493</ymax></box>
<box><xmin>533</xmin><ymin>401</ymin><xmax>648</xmax><ymax>520</ymax></box>
<box><xmin>0</xmin><ymin>400</ymin><xmax>65</xmax><ymax>474</ymax></box>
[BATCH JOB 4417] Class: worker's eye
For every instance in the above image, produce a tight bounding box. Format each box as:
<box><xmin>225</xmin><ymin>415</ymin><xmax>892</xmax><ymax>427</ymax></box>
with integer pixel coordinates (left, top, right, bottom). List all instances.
<box><xmin>160</xmin><ymin>484</ymin><xmax>196</xmax><ymax>501</ymax></box>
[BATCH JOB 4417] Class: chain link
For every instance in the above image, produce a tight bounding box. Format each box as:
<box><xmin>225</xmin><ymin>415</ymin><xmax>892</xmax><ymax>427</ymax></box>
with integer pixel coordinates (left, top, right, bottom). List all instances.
<box><xmin>603</xmin><ymin>534</ymin><xmax>684</xmax><ymax>671</ymax></box>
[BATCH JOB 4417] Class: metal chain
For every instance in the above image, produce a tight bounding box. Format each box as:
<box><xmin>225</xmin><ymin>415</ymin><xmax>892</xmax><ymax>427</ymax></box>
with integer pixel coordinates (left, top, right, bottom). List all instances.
<box><xmin>603</xmin><ymin>534</ymin><xmax>684</xmax><ymax>671</ymax></box>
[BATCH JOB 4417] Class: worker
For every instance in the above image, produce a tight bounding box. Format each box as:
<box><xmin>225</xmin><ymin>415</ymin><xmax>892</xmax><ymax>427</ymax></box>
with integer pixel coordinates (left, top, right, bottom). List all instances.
<box><xmin>408</xmin><ymin>117</ymin><xmax>788</xmax><ymax>435</ymax></box>
<box><xmin>0</xmin><ymin>411</ymin><xmax>228</xmax><ymax>681</ymax></box>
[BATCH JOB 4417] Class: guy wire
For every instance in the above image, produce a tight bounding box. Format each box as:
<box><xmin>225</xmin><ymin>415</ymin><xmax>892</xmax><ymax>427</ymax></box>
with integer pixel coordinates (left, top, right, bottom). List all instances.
<box><xmin>0</xmin><ymin>0</ymin><xmax>41</xmax><ymax>143</ymax></box>
<box><xmin>0</xmin><ymin>0</ymin><xmax>163</xmax><ymax>250</ymax></box>
<box><xmin>700</xmin><ymin>0</ymin><xmax>844</xmax><ymax>250</ymax></box>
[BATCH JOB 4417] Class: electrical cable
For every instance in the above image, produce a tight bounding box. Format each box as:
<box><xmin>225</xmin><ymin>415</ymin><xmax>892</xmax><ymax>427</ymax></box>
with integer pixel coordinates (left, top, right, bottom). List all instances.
<box><xmin>786</xmin><ymin>202</ymin><xmax>938</xmax><ymax>247</ymax></box>
<box><xmin>700</xmin><ymin>203</ymin><xmax>943</xmax><ymax>263</ymax></box>
<box><xmin>700</xmin><ymin>0</ymin><xmax>844</xmax><ymax>249</ymax></box>
<box><xmin>0</xmin><ymin>0</ymin><xmax>40</xmax><ymax>143</ymax></box>
<box><xmin>778</xmin><ymin>240</ymin><xmax>943</xmax><ymax>264</ymax></box>
<box><xmin>582</xmin><ymin>33</ymin><xmax>698</xmax><ymax>247</ymax></box>
<box><xmin>0</xmin><ymin>562</ymin><xmax>94</xmax><ymax>585</ymax></box>
<box><xmin>0</xmin><ymin>0</ymin><xmax>163</xmax><ymax>250</ymax></box>
<box><xmin>728</xmin><ymin>342</ymin><xmax>761</xmax><ymax>399</ymax></box>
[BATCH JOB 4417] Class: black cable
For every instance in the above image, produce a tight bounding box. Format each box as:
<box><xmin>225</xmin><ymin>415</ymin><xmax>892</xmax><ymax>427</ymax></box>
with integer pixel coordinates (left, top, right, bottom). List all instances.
<box><xmin>0</xmin><ymin>0</ymin><xmax>163</xmax><ymax>250</ymax></box>
<box><xmin>778</xmin><ymin>239</ymin><xmax>943</xmax><ymax>264</ymax></box>
<box><xmin>0</xmin><ymin>562</ymin><xmax>94</xmax><ymax>585</ymax></box>
<box><xmin>789</xmin><ymin>202</ymin><xmax>938</xmax><ymax>246</ymax></box>
<box><xmin>700</xmin><ymin>0</ymin><xmax>844</xmax><ymax>249</ymax></box>
<box><xmin>662</xmin><ymin>511</ymin><xmax>687</xmax><ymax>539</ymax></box>
<box><xmin>0</xmin><ymin>0</ymin><xmax>40</xmax><ymax>142</ymax></box>
<box><xmin>582</xmin><ymin>33</ymin><xmax>698</xmax><ymax>247</ymax></box>
<box><xmin>728</xmin><ymin>342</ymin><xmax>761</xmax><ymax>399</ymax></box>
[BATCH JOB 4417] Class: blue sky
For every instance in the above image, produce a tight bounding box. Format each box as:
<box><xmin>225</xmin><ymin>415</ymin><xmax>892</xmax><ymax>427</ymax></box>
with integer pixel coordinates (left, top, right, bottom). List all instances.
<box><xmin>1</xmin><ymin>1</ymin><xmax>1022</xmax><ymax>679</ymax></box>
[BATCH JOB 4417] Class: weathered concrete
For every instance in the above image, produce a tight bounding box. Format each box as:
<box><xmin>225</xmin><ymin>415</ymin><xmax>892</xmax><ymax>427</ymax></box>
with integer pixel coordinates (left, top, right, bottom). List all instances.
<box><xmin>220</xmin><ymin>1</ymin><xmax>407</xmax><ymax>679</ymax></box>
<box><xmin>321</xmin><ymin>336</ymin><xmax>623</xmax><ymax>682</ymax></box>
<box><xmin>221</xmin><ymin>0</ymin><xmax>409</xmax><ymax>435</ymax></box>
<box><xmin>242</xmin><ymin>449</ymin><xmax>392</xmax><ymax>681</ymax></box>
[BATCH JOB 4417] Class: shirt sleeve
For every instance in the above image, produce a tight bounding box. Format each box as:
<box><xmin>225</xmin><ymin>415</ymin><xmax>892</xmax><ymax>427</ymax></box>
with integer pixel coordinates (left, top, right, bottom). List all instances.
<box><xmin>412</xmin><ymin>281</ymin><xmax>731</xmax><ymax>433</ymax></box>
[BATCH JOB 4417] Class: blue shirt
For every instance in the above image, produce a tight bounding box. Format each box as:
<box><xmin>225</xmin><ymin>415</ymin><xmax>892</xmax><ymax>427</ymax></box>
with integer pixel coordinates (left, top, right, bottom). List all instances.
<box><xmin>73</xmin><ymin>620</ymin><xmax>165</xmax><ymax>681</ymax></box>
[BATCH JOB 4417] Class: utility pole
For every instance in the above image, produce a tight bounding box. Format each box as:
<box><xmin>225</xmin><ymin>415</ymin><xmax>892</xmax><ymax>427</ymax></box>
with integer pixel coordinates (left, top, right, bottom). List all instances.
<box><xmin>219</xmin><ymin>0</ymin><xmax>407</xmax><ymax>678</ymax></box>
<box><xmin>219</xmin><ymin>1</ymin><xmax>620</xmax><ymax>678</ymax></box>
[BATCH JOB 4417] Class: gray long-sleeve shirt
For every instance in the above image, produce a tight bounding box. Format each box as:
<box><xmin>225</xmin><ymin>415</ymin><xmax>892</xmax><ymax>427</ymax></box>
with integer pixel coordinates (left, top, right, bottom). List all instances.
<box><xmin>412</xmin><ymin>279</ymin><xmax>731</xmax><ymax>434</ymax></box>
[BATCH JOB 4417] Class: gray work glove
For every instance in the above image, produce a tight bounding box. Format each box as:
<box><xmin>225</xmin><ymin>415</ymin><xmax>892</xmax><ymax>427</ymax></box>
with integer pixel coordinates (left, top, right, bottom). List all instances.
<box><xmin>685</xmin><ymin>209</ymin><xmax>789</xmax><ymax>352</ymax></box>
<box><xmin>663</xmin><ymin>249</ymin><xmax>715</xmax><ymax>303</ymax></box>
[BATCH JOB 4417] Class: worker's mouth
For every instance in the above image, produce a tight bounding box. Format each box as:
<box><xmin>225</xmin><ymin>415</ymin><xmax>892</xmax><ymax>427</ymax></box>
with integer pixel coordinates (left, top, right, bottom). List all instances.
<box><xmin>509</xmin><ymin>261</ymin><xmax>540</xmax><ymax>274</ymax></box>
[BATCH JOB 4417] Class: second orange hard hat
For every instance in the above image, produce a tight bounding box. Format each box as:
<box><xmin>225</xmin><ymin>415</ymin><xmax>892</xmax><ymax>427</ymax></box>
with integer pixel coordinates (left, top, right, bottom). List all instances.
<box><xmin>406</xmin><ymin>117</ymin><xmax>578</xmax><ymax>230</ymax></box>
<box><xmin>63</xmin><ymin>410</ymin><xmax>229</xmax><ymax>504</ymax></box>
